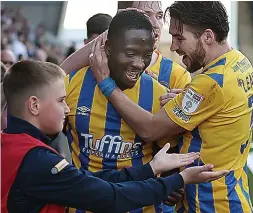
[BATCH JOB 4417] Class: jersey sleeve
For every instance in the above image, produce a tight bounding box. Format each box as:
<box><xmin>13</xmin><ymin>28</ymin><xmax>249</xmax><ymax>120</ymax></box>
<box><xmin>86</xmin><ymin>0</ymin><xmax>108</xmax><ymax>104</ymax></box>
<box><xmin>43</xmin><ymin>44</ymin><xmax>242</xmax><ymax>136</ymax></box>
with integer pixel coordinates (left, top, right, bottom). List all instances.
<box><xmin>164</xmin><ymin>74</ymin><xmax>225</xmax><ymax>131</ymax></box>
<box><xmin>170</xmin><ymin>62</ymin><xmax>191</xmax><ymax>89</ymax></box>
<box><xmin>151</xmin><ymin>80</ymin><xmax>179</xmax><ymax>148</ymax></box>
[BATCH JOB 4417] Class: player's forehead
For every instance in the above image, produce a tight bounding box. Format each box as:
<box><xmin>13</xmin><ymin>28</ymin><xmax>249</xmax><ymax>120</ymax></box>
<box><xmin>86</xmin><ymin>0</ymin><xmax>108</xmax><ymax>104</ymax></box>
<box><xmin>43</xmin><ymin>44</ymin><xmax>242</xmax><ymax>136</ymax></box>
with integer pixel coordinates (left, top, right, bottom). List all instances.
<box><xmin>132</xmin><ymin>1</ymin><xmax>163</xmax><ymax>14</ymax></box>
<box><xmin>169</xmin><ymin>18</ymin><xmax>193</xmax><ymax>39</ymax></box>
<box><xmin>115</xmin><ymin>29</ymin><xmax>154</xmax><ymax>50</ymax></box>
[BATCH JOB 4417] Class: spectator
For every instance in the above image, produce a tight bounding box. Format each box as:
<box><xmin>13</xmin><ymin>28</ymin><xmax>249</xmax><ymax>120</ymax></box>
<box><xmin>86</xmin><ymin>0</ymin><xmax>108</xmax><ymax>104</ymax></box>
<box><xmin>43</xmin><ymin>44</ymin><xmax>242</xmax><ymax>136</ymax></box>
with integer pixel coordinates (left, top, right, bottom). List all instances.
<box><xmin>84</xmin><ymin>13</ymin><xmax>112</xmax><ymax>44</ymax></box>
<box><xmin>1</xmin><ymin>6</ymin><xmax>65</xmax><ymax>63</ymax></box>
<box><xmin>46</xmin><ymin>54</ymin><xmax>60</xmax><ymax>65</ymax></box>
<box><xmin>66</xmin><ymin>41</ymin><xmax>76</xmax><ymax>58</ymax></box>
<box><xmin>12</xmin><ymin>31</ymin><xmax>28</xmax><ymax>59</ymax></box>
<box><xmin>0</xmin><ymin>49</ymin><xmax>16</xmax><ymax>69</ymax></box>
<box><xmin>34</xmin><ymin>48</ymin><xmax>47</xmax><ymax>62</ymax></box>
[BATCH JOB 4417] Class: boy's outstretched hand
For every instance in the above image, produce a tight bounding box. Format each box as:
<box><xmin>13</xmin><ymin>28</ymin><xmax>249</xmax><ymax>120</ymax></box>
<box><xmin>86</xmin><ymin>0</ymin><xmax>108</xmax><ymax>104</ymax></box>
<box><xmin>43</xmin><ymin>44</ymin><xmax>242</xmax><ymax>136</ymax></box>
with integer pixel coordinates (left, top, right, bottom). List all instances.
<box><xmin>180</xmin><ymin>164</ymin><xmax>229</xmax><ymax>184</ymax></box>
<box><xmin>149</xmin><ymin>143</ymin><xmax>229</xmax><ymax>184</ymax></box>
<box><xmin>149</xmin><ymin>143</ymin><xmax>199</xmax><ymax>175</ymax></box>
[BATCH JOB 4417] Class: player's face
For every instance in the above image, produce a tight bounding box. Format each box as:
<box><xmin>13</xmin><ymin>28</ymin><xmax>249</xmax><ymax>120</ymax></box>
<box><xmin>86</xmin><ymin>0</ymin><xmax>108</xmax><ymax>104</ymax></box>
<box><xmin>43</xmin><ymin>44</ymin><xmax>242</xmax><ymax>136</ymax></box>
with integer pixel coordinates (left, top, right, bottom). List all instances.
<box><xmin>107</xmin><ymin>29</ymin><xmax>154</xmax><ymax>90</ymax></box>
<box><xmin>132</xmin><ymin>1</ymin><xmax>163</xmax><ymax>49</ymax></box>
<box><xmin>169</xmin><ymin>18</ymin><xmax>206</xmax><ymax>73</ymax></box>
<box><xmin>38</xmin><ymin>78</ymin><xmax>70</xmax><ymax>135</ymax></box>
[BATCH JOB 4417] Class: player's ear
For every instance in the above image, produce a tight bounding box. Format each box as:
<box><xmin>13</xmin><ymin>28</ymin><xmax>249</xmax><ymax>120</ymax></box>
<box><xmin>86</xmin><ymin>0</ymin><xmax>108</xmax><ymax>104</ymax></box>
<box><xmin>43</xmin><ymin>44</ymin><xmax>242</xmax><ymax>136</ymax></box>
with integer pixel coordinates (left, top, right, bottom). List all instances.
<box><xmin>104</xmin><ymin>40</ymin><xmax>110</xmax><ymax>57</ymax></box>
<box><xmin>202</xmin><ymin>29</ymin><xmax>215</xmax><ymax>45</ymax></box>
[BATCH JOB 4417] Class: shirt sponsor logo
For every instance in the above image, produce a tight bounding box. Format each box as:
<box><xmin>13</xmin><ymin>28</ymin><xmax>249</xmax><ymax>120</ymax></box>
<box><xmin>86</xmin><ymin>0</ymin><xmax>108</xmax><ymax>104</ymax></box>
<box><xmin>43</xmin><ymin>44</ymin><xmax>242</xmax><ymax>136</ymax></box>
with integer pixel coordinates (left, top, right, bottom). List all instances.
<box><xmin>173</xmin><ymin>104</ymin><xmax>191</xmax><ymax>122</ymax></box>
<box><xmin>182</xmin><ymin>88</ymin><xmax>204</xmax><ymax>114</ymax></box>
<box><xmin>232</xmin><ymin>57</ymin><xmax>251</xmax><ymax>73</ymax></box>
<box><xmin>80</xmin><ymin>133</ymin><xmax>143</xmax><ymax>159</ymax></box>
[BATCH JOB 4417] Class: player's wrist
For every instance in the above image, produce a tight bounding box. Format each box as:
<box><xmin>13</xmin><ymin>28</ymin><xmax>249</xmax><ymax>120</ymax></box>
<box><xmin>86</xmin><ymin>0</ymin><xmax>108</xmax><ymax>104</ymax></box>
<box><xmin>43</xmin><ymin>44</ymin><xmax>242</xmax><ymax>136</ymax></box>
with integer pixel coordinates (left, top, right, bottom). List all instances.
<box><xmin>98</xmin><ymin>77</ymin><xmax>116</xmax><ymax>98</ymax></box>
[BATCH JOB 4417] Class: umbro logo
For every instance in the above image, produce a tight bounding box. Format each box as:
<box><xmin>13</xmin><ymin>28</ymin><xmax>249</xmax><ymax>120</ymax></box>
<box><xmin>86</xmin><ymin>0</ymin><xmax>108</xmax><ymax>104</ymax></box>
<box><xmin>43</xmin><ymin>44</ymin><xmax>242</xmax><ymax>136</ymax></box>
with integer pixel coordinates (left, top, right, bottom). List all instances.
<box><xmin>77</xmin><ymin>106</ymin><xmax>90</xmax><ymax>116</ymax></box>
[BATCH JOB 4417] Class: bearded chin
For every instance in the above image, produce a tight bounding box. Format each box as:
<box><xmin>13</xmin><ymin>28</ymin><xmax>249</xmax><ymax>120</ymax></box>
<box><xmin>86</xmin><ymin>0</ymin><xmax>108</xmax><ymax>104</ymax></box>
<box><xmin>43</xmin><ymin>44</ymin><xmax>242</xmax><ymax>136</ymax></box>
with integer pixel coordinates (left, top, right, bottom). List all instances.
<box><xmin>188</xmin><ymin>59</ymin><xmax>203</xmax><ymax>73</ymax></box>
<box><xmin>188</xmin><ymin>40</ymin><xmax>206</xmax><ymax>73</ymax></box>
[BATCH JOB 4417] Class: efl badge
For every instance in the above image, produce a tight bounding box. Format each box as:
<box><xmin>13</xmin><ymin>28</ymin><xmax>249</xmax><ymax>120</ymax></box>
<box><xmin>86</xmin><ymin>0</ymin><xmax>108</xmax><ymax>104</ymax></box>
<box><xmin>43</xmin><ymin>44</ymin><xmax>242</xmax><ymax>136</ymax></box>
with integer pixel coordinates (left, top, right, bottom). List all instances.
<box><xmin>182</xmin><ymin>88</ymin><xmax>204</xmax><ymax>114</ymax></box>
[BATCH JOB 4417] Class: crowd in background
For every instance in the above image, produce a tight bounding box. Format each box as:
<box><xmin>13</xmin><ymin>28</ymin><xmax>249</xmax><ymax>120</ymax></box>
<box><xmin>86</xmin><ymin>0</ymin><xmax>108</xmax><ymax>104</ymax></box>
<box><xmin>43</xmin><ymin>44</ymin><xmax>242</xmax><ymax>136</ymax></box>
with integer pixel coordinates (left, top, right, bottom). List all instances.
<box><xmin>1</xmin><ymin>7</ymin><xmax>75</xmax><ymax>68</ymax></box>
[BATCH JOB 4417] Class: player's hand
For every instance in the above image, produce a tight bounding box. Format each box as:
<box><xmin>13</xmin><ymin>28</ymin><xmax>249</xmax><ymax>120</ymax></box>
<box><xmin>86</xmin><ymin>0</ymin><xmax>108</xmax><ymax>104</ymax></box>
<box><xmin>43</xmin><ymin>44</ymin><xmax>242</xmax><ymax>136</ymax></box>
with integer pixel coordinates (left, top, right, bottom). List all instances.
<box><xmin>89</xmin><ymin>35</ymin><xmax>110</xmax><ymax>83</ymax></box>
<box><xmin>160</xmin><ymin>89</ymin><xmax>183</xmax><ymax>107</ymax></box>
<box><xmin>149</xmin><ymin>143</ymin><xmax>200</xmax><ymax>175</ymax></box>
<box><xmin>98</xmin><ymin>30</ymin><xmax>108</xmax><ymax>46</ymax></box>
<box><xmin>145</xmin><ymin>70</ymin><xmax>158</xmax><ymax>80</ymax></box>
<box><xmin>179</xmin><ymin>164</ymin><xmax>230</xmax><ymax>184</ymax></box>
<box><xmin>163</xmin><ymin>188</ymin><xmax>184</xmax><ymax>206</ymax></box>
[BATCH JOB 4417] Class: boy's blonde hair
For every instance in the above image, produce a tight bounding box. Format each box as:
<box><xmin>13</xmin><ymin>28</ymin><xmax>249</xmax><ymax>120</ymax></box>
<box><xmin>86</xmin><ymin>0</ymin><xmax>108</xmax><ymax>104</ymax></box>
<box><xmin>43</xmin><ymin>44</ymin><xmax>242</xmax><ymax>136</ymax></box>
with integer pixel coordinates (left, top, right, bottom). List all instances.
<box><xmin>3</xmin><ymin>60</ymin><xmax>65</xmax><ymax>116</ymax></box>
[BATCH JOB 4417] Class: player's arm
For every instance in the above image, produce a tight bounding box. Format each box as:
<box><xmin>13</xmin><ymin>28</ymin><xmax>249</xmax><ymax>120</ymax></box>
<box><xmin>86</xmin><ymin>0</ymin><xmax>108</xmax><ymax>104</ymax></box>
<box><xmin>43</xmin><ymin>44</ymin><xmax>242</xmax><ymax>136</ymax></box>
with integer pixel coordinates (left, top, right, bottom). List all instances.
<box><xmin>89</xmin><ymin>38</ymin><xmax>225</xmax><ymax>143</ymax></box>
<box><xmin>102</xmin><ymin>88</ymin><xmax>185</xmax><ymax>142</ymax></box>
<box><xmin>103</xmin><ymin>75</ymin><xmax>224</xmax><ymax>143</ymax></box>
<box><xmin>60</xmin><ymin>31</ymin><xmax>108</xmax><ymax>75</ymax></box>
<box><xmin>88</xmin><ymin>37</ymin><xmax>184</xmax><ymax>142</ymax></box>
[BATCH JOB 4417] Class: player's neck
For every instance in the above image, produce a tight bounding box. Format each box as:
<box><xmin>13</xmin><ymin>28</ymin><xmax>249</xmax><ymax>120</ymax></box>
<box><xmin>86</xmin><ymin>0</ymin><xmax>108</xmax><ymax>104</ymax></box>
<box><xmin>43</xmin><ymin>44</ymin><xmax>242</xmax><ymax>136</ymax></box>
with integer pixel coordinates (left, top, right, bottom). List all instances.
<box><xmin>203</xmin><ymin>41</ymin><xmax>232</xmax><ymax>68</ymax></box>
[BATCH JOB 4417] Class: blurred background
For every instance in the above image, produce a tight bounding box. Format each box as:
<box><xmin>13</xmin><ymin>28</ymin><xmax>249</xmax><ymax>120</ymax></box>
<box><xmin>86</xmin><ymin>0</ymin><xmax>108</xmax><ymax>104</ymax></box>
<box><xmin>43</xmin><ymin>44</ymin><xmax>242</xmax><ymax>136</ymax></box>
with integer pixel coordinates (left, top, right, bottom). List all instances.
<box><xmin>1</xmin><ymin>0</ymin><xmax>253</xmax><ymax>201</ymax></box>
<box><xmin>1</xmin><ymin>1</ymin><xmax>253</xmax><ymax>65</ymax></box>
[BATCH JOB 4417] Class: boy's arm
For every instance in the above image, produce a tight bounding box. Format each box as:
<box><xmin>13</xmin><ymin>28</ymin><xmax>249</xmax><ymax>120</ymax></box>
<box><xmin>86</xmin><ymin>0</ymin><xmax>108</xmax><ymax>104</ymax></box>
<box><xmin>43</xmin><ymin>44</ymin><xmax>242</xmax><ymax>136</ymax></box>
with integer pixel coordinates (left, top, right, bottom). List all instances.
<box><xmin>18</xmin><ymin>148</ymin><xmax>184</xmax><ymax>212</ymax></box>
<box><xmin>89</xmin><ymin>163</ymin><xmax>155</xmax><ymax>182</ymax></box>
<box><xmin>79</xmin><ymin>143</ymin><xmax>198</xmax><ymax>183</ymax></box>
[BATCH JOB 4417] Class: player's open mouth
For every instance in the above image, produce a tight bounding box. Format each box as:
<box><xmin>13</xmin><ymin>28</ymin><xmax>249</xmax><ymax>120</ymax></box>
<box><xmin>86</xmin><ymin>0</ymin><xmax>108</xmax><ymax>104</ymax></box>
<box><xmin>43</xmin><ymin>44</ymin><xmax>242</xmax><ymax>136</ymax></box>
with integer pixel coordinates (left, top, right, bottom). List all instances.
<box><xmin>125</xmin><ymin>70</ymin><xmax>141</xmax><ymax>81</ymax></box>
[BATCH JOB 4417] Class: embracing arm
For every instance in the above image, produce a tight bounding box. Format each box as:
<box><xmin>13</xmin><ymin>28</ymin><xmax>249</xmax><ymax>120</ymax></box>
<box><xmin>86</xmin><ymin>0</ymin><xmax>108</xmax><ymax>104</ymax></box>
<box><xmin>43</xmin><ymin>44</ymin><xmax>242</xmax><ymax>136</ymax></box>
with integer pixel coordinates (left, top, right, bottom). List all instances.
<box><xmin>60</xmin><ymin>43</ymin><xmax>91</xmax><ymax>74</ymax></box>
<box><xmin>106</xmin><ymin>88</ymin><xmax>185</xmax><ymax>143</ymax></box>
<box><xmin>87</xmin><ymin>36</ymin><xmax>185</xmax><ymax>143</ymax></box>
<box><xmin>60</xmin><ymin>31</ymin><xmax>108</xmax><ymax>75</ymax></box>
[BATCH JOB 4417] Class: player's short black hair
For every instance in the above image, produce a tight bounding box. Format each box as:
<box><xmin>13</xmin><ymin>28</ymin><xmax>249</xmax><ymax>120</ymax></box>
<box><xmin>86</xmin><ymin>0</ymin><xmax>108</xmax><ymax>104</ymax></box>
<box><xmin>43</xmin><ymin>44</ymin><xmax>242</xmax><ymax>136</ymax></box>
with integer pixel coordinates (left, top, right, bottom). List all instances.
<box><xmin>165</xmin><ymin>1</ymin><xmax>229</xmax><ymax>43</ymax></box>
<box><xmin>107</xmin><ymin>9</ymin><xmax>154</xmax><ymax>43</ymax></box>
<box><xmin>86</xmin><ymin>13</ymin><xmax>112</xmax><ymax>39</ymax></box>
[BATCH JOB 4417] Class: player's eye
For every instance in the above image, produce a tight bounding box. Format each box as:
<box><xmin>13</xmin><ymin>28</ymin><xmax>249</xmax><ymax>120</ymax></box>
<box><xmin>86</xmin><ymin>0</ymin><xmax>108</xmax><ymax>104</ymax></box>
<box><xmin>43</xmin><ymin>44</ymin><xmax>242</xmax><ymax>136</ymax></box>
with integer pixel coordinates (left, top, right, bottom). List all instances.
<box><xmin>126</xmin><ymin>52</ymin><xmax>135</xmax><ymax>57</ymax></box>
<box><xmin>145</xmin><ymin>52</ymin><xmax>153</xmax><ymax>58</ymax></box>
<box><xmin>157</xmin><ymin>14</ymin><xmax>163</xmax><ymax>20</ymax></box>
<box><xmin>177</xmin><ymin>38</ymin><xmax>184</xmax><ymax>42</ymax></box>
